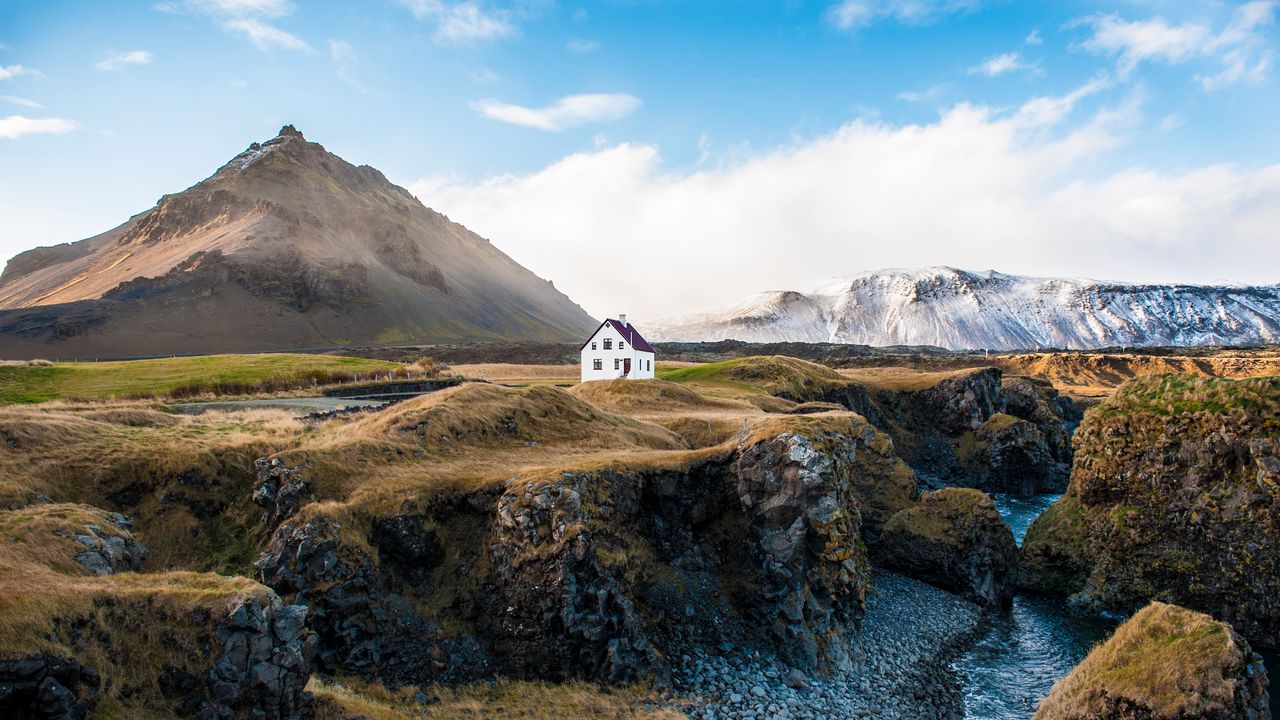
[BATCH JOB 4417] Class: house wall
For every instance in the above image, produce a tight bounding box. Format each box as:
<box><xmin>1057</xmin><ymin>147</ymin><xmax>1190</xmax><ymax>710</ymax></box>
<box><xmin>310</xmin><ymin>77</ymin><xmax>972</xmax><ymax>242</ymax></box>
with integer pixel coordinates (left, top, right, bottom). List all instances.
<box><xmin>579</xmin><ymin>322</ymin><xmax>656</xmax><ymax>382</ymax></box>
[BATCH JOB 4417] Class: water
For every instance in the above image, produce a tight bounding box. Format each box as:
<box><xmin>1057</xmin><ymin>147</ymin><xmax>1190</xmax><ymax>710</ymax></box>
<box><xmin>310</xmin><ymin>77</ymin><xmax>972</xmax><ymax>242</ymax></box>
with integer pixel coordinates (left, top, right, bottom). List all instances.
<box><xmin>952</xmin><ymin>494</ymin><xmax>1117</xmax><ymax>720</ymax></box>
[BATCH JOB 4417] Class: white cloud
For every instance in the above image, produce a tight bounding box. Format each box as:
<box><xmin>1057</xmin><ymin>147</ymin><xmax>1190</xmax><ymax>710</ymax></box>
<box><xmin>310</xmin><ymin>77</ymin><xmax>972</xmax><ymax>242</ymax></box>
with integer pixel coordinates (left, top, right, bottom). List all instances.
<box><xmin>328</xmin><ymin>39</ymin><xmax>365</xmax><ymax>91</ymax></box>
<box><xmin>468</xmin><ymin>93</ymin><xmax>641</xmax><ymax>131</ymax></box>
<box><xmin>1076</xmin><ymin>1</ymin><xmax>1276</xmax><ymax>88</ymax></box>
<box><xmin>897</xmin><ymin>84</ymin><xmax>946</xmax><ymax>102</ymax></box>
<box><xmin>826</xmin><ymin>0</ymin><xmax>980</xmax><ymax>31</ymax></box>
<box><xmin>399</xmin><ymin>0</ymin><xmax>516</xmax><ymax>45</ymax></box>
<box><xmin>224</xmin><ymin>18</ymin><xmax>311</xmax><ymax>51</ymax></box>
<box><xmin>969</xmin><ymin>51</ymin><xmax>1032</xmax><ymax>77</ymax></box>
<box><xmin>0</xmin><ymin>95</ymin><xmax>42</xmax><ymax>108</ymax></box>
<box><xmin>96</xmin><ymin>50</ymin><xmax>154</xmax><ymax>71</ymax></box>
<box><xmin>398</xmin><ymin>81</ymin><xmax>1280</xmax><ymax>321</ymax></box>
<box><xmin>0</xmin><ymin>64</ymin><xmax>39</xmax><ymax>80</ymax></box>
<box><xmin>566</xmin><ymin>38</ymin><xmax>600</xmax><ymax>53</ymax></box>
<box><xmin>0</xmin><ymin>115</ymin><xmax>77</xmax><ymax>140</ymax></box>
<box><xmin>1025</xmin><ymin>28</ymin><xmax>1043</xmax><ymax>45</ymax></box>
<box><xmin>156</xmin><ymin>0</ymin><xmax>310</xmax><ymax>52</ymax></box>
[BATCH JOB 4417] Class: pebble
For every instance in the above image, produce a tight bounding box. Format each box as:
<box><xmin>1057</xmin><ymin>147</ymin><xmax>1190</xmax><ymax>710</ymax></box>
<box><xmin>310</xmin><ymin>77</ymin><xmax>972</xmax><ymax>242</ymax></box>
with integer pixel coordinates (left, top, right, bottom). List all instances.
<box><xmin>667</xmin><ymin>570</ymin><xmax>983</xmax><ymax>720</ymax></box>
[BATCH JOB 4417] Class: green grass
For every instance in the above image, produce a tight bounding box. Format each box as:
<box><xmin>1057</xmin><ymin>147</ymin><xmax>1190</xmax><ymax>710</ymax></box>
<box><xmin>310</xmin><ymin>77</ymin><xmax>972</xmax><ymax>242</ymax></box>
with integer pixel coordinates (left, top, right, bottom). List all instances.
<box><xmin>1097</xmin><ymin>374</ymin><xmax>1280</xmax><ymax>419</ymax></box>
<box><xmin>0</xmin><ymin>353</ymin><xmax>403</xmax><ymax>404</ymax></box>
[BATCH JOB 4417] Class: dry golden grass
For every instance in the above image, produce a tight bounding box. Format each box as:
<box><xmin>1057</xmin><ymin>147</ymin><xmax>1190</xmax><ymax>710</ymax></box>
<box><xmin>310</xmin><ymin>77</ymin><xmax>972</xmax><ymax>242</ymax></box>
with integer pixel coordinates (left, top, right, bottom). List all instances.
<box><xmin>310</xmin><ymin>676</ymin><xmax>687</xmax><ymax>720</ymax></box>
<box><xmin>569</xmin><ymin>379</ymin><xmax>746</xmax><ymax>414</ymax></box>
<box><xmin>450</xmin><ymin>363</ymin><xmax>578</xmax><ymax>385</ymax></box>
<box><xmin>836</xmin><ymin>366</ymin><xmax>987</xmax><ymax>392</ymax></box>
<box><xmin>1034</xmin><ymin>601</ymin><xmax>1252</xmax><ymax>720</ymax></box>
<box><xmin>995</xmin><ymin>350</ymin><xmax>1280</xmax><ymax>400</ymax></box>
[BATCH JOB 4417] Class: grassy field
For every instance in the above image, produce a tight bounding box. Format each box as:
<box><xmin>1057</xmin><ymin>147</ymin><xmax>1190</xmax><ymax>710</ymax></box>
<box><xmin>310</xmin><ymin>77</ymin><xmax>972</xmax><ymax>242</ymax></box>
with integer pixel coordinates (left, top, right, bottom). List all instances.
<box><xmin>0</xmin><ymin>353</ymin><xmax>405</xmax><ymax>404</ymax></box>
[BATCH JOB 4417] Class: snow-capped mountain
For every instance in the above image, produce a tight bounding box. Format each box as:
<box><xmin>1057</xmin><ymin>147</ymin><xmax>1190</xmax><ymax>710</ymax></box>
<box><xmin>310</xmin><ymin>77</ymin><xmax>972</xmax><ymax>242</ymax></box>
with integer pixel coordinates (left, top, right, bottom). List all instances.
<box><xmin>651</xmin><ymin>267</ymin><xmax>1280</xmax><ymax>350</ymax></box>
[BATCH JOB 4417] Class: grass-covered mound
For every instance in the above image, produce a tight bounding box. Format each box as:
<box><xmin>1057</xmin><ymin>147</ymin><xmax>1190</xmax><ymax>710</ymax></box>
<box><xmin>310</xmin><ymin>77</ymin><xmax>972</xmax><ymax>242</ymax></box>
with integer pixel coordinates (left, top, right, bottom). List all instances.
<box><xmin>0</xmin><ymin>353</ymin><xmax>404</xmax><ymax>404</ymax></box>
<box><xmin>657</xmin><ymin>356</ymin><xmax>850</xmax><ymax>399</ymax></box>
<box><xmin>1034</xmin><ymin>601</ymin><xmax>1270</xmax><ymax>720</ymax></box>
<box><xmin>569</xmin><ymin>378</ymin><xmax>742</xmax><ymax>414</ymax></box>
<box><xmin>876</xmin><ymin>488</ymin><xmax>1016</xmax><ymax>607</ymax></box>
<box><xmin>1020</xmin><ymin>373</ymin><xmax>1280</xmax><ymax>647</ymax></box>
<box><xmin>0</xmin><ymin>500</ymin><xmax>311</xmax><ymax>719</ymax></box>
<box><xmin>0</xmin><ymin>401</ymin><xmax>304</xmax><ymax>572</ymax></box>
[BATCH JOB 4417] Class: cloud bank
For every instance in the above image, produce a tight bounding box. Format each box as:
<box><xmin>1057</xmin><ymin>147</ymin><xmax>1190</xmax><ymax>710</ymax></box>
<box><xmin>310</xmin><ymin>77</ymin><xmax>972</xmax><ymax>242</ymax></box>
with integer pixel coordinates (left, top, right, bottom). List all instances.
<box><xmin>409</xmin><ymin>83</ymin><xmax>1280</xmax><ymax>320</ymax></box>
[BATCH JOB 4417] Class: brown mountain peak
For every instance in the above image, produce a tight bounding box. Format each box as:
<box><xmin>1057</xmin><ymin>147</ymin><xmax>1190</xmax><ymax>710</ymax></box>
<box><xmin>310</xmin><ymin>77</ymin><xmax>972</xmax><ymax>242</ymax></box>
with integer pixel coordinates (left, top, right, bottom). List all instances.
<box><xmin>277</xmin><ymin>124</ymin><xmax>304</xmax><ymax>140</ymax></box>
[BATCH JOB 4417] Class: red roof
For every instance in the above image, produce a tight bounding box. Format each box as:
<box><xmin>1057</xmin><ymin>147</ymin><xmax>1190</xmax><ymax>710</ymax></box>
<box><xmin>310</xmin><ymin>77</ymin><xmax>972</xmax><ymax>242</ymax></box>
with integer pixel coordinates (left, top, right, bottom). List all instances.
<box><xmin>580</xmin><ymin>318</ymin><xmax>656</xmax><ymax>353</ymax></box>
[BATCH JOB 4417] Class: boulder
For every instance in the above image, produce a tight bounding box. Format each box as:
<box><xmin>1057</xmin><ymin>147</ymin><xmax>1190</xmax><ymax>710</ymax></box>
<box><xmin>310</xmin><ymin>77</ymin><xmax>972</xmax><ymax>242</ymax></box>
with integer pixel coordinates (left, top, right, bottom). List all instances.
<box><xmin>876</xmin><ymin>488</ymin><xmax>1017</xmax><ymax>607</ymax></box>
<box><xmin>1034</xmin><ymin>601</ymin><xmax>1271</xmax><ymax>720</ymax></box>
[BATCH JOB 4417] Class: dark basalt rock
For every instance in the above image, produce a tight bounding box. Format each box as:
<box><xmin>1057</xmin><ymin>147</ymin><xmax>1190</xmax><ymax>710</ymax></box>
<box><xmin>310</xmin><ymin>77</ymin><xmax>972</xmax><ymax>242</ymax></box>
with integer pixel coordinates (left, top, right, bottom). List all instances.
<box><xmin>255</xmin><ymin>515</ymin><xmax>490</xmax><ymax>687</ymax></box>
<box><xmin>734</xmin><ymin>430</ymin><xmax>872</xmax><ymax>672</ymax></box>
<box><xmin>72</xmin><ymin>516</ymin><xmax>147</xmax><ymax>576</ymax></box>
<box><xmin>253</xmin><ymin>417</ymin><xmax>896</xmax><ymax>687</ymax></box>
<box><xmin>0</xmin><ymin>654</ymin><xmax>99</xmax><ymax>720</ymax></box>
<box><xmin>205</xmin><ymin>595</ymin><xmax>317</xmax><ymax>720</ymax></box>
<box><xmin>1021</xmin><ymin>377</ymin><xmax>1280</xmax><ymax>649</ymax></box>
<box><xmin>964</xmin><ymin>414</ymin><xmax>1070</xmax><ymax>495</ymax></box>
<box><xmin>876</xmin><ymin>488</ymin><xmax>1017</xmax><ymax>607</ymax></box>
<box><xmin>253</xmin><ymin>458</ymin><xmax>314</xmax><ymax>531</ymax></box>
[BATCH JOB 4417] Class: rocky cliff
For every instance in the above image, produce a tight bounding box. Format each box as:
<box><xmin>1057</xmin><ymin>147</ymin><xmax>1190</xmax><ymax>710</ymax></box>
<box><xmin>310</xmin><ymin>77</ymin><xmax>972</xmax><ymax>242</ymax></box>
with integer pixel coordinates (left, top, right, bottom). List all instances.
<box><xmin>1034</xmin><ymin>601</ymin><xmax>1270</xmax><ymax>720</ymax></box>
<box><xmin>251</xmin><ymin>404</ymin><xmax>918</xmax><ymax>687</ymax></box>
<box><xmin>1021</xmin><ymin>375</ymin><xmax>1280</xmax><ymax>649</ymax></box>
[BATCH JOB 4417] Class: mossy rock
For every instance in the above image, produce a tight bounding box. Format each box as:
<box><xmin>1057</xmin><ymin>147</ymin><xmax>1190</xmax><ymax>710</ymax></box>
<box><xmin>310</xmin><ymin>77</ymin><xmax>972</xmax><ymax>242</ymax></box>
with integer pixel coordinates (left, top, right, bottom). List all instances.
<box><xmin>1034</xmin><ymin>601</ymin><xmax>1271</xmax><ymax>720</ymax></box>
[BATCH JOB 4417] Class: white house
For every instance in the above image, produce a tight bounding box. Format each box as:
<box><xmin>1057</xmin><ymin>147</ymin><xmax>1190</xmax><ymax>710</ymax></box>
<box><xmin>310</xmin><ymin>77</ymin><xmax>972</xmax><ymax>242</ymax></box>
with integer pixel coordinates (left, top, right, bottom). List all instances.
<box><xmin>580</xmin><ymin>314</ymin><xmax>656</xmax><ymax>382</ymax></box>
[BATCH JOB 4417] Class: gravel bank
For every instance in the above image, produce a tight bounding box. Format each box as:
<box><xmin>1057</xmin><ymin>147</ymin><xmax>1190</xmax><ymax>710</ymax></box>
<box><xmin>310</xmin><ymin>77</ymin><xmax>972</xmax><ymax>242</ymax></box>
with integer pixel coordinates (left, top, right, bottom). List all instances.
<box><xmin>665</xmin><ymin>570</ymin><xmax>984</xmax><ymax>720</ymax></box>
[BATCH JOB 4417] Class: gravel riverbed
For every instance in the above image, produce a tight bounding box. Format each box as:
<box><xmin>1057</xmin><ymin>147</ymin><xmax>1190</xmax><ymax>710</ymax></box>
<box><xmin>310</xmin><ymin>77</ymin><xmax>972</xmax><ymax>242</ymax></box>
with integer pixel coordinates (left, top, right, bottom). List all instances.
<box><xmin>664</xmin><ymin>570</ymin><xmax>985</xmax><ymax>720</ymax></box>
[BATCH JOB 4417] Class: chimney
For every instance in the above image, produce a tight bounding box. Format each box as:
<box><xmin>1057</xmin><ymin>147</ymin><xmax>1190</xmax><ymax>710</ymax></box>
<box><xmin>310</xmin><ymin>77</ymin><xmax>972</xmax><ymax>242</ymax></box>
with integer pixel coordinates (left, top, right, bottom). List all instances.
<box><xmin>619</xmin><ymin>313</ymin><xmax>628</xmax><ymax>326</ymax></box>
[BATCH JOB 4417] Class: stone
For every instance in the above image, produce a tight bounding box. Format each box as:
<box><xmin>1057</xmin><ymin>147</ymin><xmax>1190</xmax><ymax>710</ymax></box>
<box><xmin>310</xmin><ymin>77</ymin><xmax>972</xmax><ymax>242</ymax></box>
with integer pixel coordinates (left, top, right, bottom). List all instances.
<box><xmin>876</xmin><ymin>488</ymin><xmax>1017</xmax><ymax>607</ymax></box>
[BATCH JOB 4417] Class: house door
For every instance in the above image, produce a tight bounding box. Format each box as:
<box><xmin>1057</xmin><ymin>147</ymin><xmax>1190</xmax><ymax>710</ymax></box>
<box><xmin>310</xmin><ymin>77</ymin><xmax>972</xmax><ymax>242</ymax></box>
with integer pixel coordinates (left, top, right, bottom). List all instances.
<box><xmin>622</xmin><ymin>359</ymin><xmax>631</xmax><ymax>376</ymax></box>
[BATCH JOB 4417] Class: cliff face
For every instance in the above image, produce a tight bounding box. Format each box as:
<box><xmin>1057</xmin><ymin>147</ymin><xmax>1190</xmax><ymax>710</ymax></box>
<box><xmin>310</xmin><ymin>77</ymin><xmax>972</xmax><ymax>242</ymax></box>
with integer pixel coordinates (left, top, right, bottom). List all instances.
<box><xmin>250</xmin><ymin>406</ymin><xmax>919</xmax><ymax>688</ymax></box>
<box><xmin>1034</xmin><ymin>601</ymin><xmax>1270</xmax><ymax>720</ymax></box>
<box><xmin>1021</xmin><ymin>375</ymin><xmax>1280</xmax><ymax>649</ymax></box>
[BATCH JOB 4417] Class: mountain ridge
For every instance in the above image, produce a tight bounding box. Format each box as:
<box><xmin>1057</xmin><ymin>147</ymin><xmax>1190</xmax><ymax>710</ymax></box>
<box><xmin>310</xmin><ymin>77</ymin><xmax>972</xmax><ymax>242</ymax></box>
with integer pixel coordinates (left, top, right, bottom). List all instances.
<box><xmin>651</xmin><ymin>266</ymin><xmax>1280</xmax><ymax>351</ymax></box>
<box><xmin>0</xmin><ymin>125</ymin><xmax>598</xmax><ymax>358</ymax></box>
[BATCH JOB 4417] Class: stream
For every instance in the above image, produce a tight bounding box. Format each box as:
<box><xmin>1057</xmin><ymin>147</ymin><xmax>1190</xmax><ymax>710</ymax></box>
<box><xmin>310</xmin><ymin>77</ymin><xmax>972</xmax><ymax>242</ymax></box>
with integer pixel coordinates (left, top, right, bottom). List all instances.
<box><xmin>951</xmin><ymin>494</ymin><xmax>1114</xmax><ymax>720</ymax></box>
<box><xmin>954</xmin><ymin>493</ymin><xmax>1279</xmax><ymax>719</ymax></box>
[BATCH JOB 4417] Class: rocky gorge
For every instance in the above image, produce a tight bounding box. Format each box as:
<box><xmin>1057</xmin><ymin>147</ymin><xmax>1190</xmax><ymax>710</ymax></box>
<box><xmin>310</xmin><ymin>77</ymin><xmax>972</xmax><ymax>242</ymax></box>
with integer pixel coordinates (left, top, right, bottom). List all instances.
<box><xmin>0</xmin><ymin>358</ymin><xmax>1275</xmax><ymax>719</ymax></box>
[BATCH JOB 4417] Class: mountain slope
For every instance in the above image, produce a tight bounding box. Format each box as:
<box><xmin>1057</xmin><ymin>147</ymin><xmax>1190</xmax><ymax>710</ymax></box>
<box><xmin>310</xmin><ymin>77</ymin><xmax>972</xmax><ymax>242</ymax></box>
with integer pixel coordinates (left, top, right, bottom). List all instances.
<box><xmin>0</xmin><ymin>126</ymin><xmax>596</xmax><ymax>358</ymax></box>
<box><xmin>651</xmin><ymin>267</ymin><xmax>1280</xmax><ymax>350</ymax></box>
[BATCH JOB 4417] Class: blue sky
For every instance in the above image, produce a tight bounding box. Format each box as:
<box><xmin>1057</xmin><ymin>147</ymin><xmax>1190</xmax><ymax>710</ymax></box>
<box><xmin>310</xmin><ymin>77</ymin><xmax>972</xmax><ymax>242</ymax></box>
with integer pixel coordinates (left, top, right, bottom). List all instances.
<box><xmin>2</xmin><ymin>0</ymin><xmax>1278</xmax><ymax>319</ymax></box>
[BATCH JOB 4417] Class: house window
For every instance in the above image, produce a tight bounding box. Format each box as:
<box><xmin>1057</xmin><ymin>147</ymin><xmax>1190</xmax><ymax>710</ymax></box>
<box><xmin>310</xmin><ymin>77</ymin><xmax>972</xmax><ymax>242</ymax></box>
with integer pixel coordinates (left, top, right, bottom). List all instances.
<box><xmin>647</xmin><ymin>360</ymin><xmax>651</xmax><ymax>371</ymax></box>
<box><xmin>603</xmin><ymin>339</ymin><xmax>612</xmax><ymax>350</ymax></box>
<box><xmin>620</xmin><ymin>341</ymin><xmax>625</xmax><ymax>350</ymax></box>
<box><xmin>591</xmin><ymin>342</ymin><xmax>597</xmax><ymax>350</ymax></box>
<box><xmin>593</xmin><ymin>359</ymin><xmax>602</xmax><ymax>370</ymax></box>
<box><xmin>614</xmin><ymin>359</ymin><xmax>620</xmax><ymax>370</ymax></box>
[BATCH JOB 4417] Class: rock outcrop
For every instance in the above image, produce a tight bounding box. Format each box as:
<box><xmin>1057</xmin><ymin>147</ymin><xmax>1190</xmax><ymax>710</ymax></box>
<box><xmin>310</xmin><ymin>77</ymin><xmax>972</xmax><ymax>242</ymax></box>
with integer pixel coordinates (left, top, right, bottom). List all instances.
<box><xmin>0</xmin><ymin>654</ymin><xmax>99</xmax><ymax>720</ymax></box>
<box><xmin>255</xmin><ymin>414</ymin><xmax>912</xmax><ymax>686</ymax></box>
<box><xmin>73</xmin><ymin>514</ymin><xmax>148</xmax><ymax>576</ymax></box>
<box><xmin>875</xmin><ymin>488</ymin><xmax>1017</xmax><ymax>607</ymax></box>
<box><xmin>1034</xmin><ymin>601</ymin><xmax>1271</xmax><ymax>720</ymax></box>
<box><xmin>1021</xmin><ymin>375</ymin><xmax>1280</xmax><ymax>648</ymax></box>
